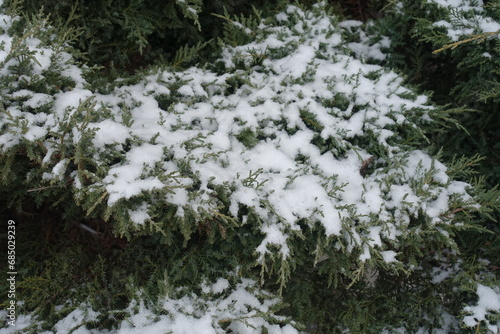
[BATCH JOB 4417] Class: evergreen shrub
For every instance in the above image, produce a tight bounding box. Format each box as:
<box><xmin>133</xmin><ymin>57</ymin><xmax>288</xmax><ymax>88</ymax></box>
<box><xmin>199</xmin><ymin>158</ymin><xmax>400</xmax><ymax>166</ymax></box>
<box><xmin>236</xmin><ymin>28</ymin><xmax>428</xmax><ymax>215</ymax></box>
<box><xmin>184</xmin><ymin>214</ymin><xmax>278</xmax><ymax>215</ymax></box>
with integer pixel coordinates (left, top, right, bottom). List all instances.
<box><xmin>0</xmin><ymin>1</ymin><xmax>499</xmax><ymax>333</ymax></box>
<box><xmin>372</xmin><ymin>0</ymin><xmax>500</xmax><ymax>188</ymax></box>
<box><xmin>5</xmin><ymin>0</ymin><xmax>279</xmax><ymax>72</ymax></box>
<box><xmin>369</xmin><ymin>0</ymin><xmax>500</xmax><ymax>316</ymax></box>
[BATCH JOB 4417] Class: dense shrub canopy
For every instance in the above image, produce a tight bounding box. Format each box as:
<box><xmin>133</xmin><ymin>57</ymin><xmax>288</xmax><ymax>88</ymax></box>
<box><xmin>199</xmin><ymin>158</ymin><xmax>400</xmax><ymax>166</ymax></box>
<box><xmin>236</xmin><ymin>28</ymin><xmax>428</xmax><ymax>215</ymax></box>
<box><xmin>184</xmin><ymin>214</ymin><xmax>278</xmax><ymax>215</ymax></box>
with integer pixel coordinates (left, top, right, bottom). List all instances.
<box><xmin>375</xmin><ymin>0</ymin><xmax>500</xmax><ymax>188</ymax></box>
<box><xmin>4</xmin><ymin>0</ymin><xmax>280</xmax><ymax>71</ymax></box>
<box><xmin>0</xmin><ymin>0</ymin><xmax>498</xmax><ymax>333</ymax></box>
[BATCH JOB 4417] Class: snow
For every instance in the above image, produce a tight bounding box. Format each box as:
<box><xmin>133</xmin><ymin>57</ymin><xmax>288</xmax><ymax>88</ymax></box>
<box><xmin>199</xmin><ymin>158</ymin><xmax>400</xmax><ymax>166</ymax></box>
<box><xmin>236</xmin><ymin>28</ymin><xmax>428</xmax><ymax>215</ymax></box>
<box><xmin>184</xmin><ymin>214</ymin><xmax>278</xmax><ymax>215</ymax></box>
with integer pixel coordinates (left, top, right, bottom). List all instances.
<box><xmin>0</xmin><ymin>313</ymin><xmax>36</xmax><ymax>333</ymax></box>
<box><xmin>381</xmin><ymin>250</ymin><xmax>398</xmax><ymax>263</ymax></box>
<box><xmin>367</xmin><ymin>226</ymin><xmax>383</xmax><ymax>247</ymax></box>
<box><xmin>476</xmin><ymin>285</ymin><xmax>500</xmax><ymax>311</ymax></box>
<box><xmin>463</xmin><ymin>284</ymin><xmax>500</xmax><ymax>333</ymax></box>
<box><xmin>202</xmin><ymin>278</ymin><xmax>230</xmax><ymax>294</ymax></box>
<box><xmin>339</xmin><ymin>20</ymin><xmax>391</xmax><ymax>61</ymax></box>
<box><xmin>128</xmin><ymin>204</ymin><xmax>151</xmax><ymax>225</ymax></box>
<box><xmin>104</xmin><ymin>278</ymin><xmax>297</xmax><ymax>334</ymax></box>
<box><xmin>53</xmin><ymin>304</ymin><xmax>100</xmax><ymax>334</ymax></box>
<box><xmin>480</xmin><ymin>19</ymin><xmax>500</xmax><ymax>34</ymax></box>
<box><xmin>24</xmin><ymin>125</ymin><xmax>46</xmax><ymax>141</ymax></box>
<box><xmin>429</xmin><ymin>0</ymin><xmax>499</xmax><ymax>41</ymax></box>
<box><xmin>92</xmin><ymin>119</ymin><xmax>130</xmax><ymax>148</ymax></box>
<box><xmin>24</xmin><ymin>93</ymin><xmax>53</xmax><ymax>109</ymax></box>
<box><xmin>256</xmin><ymin>223</ymin><xmax>291</xmax><ymax>260</ymax></box>
<box><xmin>359</xmin><ymin>246</ymin><xmax>371</xmax><ymax>262</ymax></box>
<box><xmin>1</xmin><ymin>0</ymin><xmax>479</xmax><ymax>266</ymax></box>
<box><xmin>127</xmin><ymin>144</ymin><xmax>164</xmax><ymax>166</ymax></box>
<box><xmin>32</xmin><ymin>46</ymin><xmax>53</xmax><ymax>73</ymax></box>
<box><xmin>104</xmin><ymin>164</ymin><xmax>164</xmax><ymax>205</ymax></box>
<box><xmin>277</xmin><ymin>44</ymin><xmax>315</xmax><ymax>77</ymax></box>
<box><xmin>53</xmin><ymin>90</ymin><xmax>93</xmax><ymax>115</ymax></box>
<box><xmin>178</xmin><ymin>84</ymin><xmax>195</xmax><ymax>96</ymax></box>
<box><xmin>429</xmin><ymin>0</ymin><xmax>483</xmax><ymax>11</ymax></box>
<box><xmin>276</xmin><ymin>12</ymin><xmax>288</xmax><ymax>22</ymax></box>
<box><xmin>0</xmin><ymin>0</ymin><xmax>479</xmax><ymax>258</ymax></box>
<box><xmin>50</xmin><ymin>159</ymin><xmax>68</xmax><ymax>180</ymax></box>
<box><xmin>0</xmin><ymin>2</ymin><xmax>492</xmax><ymax>333</ymax></box>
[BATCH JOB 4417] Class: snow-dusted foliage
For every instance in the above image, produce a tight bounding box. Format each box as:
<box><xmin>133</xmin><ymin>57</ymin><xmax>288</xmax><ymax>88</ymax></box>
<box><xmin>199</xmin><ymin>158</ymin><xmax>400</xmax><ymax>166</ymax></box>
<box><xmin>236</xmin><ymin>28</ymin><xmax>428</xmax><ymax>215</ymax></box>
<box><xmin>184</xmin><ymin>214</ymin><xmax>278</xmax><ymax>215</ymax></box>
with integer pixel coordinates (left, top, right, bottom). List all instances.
<box><xmin>426</xmin><ymin>0</ymin><xmax>500</xmax><ymax>42</ymax></box>
<box><xmin>0</xmin><ymin>277</ymin><xmax>298</xmax><ymax>334</ymax></box>
<box><xmin>0</xmin><ymin>1</ymin><xmax>498</xmax><ymax>333</ymax></box>
<box><xmin>463</xmin><ymin>284</ymin><xmax>500</xmax><ymax>333</ymax></box>
<box><xmin>1</xmin><ymin>3</ymin><xmax>472</xmax><ymax>262</ymax></box>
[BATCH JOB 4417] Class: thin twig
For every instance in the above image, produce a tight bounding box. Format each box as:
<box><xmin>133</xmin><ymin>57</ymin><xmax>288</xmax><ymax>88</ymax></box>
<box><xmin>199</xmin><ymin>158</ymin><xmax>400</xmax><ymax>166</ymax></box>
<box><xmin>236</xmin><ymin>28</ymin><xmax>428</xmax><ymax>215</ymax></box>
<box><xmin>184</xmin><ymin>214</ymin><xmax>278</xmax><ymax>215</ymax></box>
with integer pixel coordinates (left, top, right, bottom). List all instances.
<box><xmin>433</xmin><ymin>29</ymin><xmax>500</xmax><ymax>54</ymax></box>
<box><xmin>27</xmin><ymin>185</ymin><xmax>59</xmax><ymax>192</ymax></box>
<box><xmin>79</xmin><ymin>223</ymin><xmax>100</xmax><ymax>236</ymax></box>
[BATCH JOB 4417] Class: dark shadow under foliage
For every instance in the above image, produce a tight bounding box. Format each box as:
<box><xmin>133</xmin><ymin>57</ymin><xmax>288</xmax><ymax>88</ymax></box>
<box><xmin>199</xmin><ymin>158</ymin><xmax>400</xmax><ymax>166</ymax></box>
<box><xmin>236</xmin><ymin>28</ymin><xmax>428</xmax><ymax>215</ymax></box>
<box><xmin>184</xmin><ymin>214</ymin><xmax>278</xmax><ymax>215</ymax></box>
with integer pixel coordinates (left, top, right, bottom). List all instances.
<box><xmin>6</xmin><ymin>0</ymin><xmax>283</xmax><ymax>72</ymax></box>
<box><xmin>6</xmin><ymin>0</ymin><xmax>387</xmax><ymax>73</ymax></box>
<box><xmin>1</xmin><ymin>201</ymin><xmax>262</xmax><ymax>331</ymax></box>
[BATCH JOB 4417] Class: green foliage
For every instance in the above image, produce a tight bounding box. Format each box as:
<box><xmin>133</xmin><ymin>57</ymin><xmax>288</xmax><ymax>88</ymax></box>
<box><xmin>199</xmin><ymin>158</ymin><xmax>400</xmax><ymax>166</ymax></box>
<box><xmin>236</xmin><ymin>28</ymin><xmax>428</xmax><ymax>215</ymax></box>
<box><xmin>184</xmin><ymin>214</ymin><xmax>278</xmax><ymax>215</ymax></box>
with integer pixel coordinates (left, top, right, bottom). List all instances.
<box><xmin>4</xmin><ymin>0</ymin><xmax>204</xmax><ymax>69</ymax></box>
<box><xmin>370</xmin><ymin>0</ymin><xmax>500</xmax><ymax>285</ymax></box>
<box><xmin>3</xmin><ymin>0</ymin><xmax>283</xmax><ymax>73</ymax></box>
<box><xmin>373</xmin><ymin>0</ymin><xmax>500</xmax><ymax>184</ymax></box>
<box><xmin>0</xmin><ymin>1</ymin><xmax>499</xmax><ymax>333</ymax></box>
